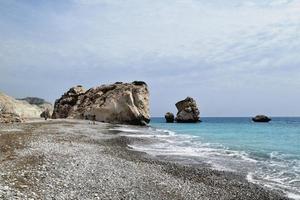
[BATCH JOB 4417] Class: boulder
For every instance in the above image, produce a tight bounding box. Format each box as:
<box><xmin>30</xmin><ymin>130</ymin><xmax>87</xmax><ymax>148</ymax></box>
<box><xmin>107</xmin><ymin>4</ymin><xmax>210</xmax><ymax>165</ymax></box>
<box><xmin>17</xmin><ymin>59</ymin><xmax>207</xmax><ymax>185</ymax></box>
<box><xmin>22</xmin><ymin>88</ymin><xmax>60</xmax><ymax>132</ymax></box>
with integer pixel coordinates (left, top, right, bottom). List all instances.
<box><xmin>252</xmin><ymin>115</ymin><xmax>271</xmax><ymax>123</ymax></box>
<box><xmin>40</xmin><ymin>109</ymin><xmax>51</xmax><ymax>120</ymax></box>
<box><xmin>175</xmin><ymin>97</ymin><xmax>200</xmax><ymax>123</ymax></box>
<box><xmin>52</xmin><ymin>81</ymin><xmax>150</xmax><ymax>125</ymax></box>
<box><xmin>165</xmin><ymin>112</ymin><xmax>175</xmax><ymax>123</ymax></box>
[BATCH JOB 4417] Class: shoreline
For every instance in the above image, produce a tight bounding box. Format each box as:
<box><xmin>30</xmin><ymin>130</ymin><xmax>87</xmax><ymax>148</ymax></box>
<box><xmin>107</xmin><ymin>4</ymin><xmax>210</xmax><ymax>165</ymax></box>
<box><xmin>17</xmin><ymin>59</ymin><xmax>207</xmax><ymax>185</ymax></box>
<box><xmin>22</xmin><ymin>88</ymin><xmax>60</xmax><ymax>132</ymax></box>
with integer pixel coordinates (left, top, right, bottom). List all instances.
<box><xmin>104</xmin><ymin>135</ymin><xmax>289</xmax><ymax>200</ymax></box>
<box><xmin>0</xmin><ymin>119</ymin><xmax>290</xmax><ymax>199</ymax></box>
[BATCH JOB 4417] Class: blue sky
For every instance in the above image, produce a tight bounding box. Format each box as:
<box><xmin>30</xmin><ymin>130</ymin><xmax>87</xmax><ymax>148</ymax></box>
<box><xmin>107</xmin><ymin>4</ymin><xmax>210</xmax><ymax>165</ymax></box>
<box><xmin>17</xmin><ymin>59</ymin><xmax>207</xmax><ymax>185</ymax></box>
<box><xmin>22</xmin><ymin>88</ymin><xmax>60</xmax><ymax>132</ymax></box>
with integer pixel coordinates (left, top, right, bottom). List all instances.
<box><xmin>0</xmin><ymin>0</ymin><xmax>300</xmax><ymax>117</ymax></box>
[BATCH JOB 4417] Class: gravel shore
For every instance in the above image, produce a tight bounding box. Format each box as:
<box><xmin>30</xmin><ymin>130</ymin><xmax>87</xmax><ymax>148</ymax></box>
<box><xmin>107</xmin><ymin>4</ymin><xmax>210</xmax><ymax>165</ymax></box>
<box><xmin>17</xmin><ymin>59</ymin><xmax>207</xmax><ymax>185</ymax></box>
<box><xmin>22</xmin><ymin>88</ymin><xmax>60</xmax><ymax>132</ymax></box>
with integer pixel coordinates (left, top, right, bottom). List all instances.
<box><xmin>0</xmin><ymin>119</ymin><xmax>289</xmax><ymax>200</ymax></box>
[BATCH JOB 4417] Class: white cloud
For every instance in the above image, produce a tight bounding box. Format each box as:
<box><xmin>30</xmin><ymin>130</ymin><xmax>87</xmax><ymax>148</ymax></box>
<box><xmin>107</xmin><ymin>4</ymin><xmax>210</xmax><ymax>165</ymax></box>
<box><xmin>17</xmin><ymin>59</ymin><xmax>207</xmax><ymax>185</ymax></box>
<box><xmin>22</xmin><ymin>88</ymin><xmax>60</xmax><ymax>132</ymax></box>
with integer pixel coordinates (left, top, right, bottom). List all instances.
<box><xmin>2</xmin><ymin>0</ymin><xmax>300</xmax><ymax>69</ymax></box>
<box><xmin>0</xmin><ymin>0</ymin><xmax>300</xmax><ymax>115</ymax></box>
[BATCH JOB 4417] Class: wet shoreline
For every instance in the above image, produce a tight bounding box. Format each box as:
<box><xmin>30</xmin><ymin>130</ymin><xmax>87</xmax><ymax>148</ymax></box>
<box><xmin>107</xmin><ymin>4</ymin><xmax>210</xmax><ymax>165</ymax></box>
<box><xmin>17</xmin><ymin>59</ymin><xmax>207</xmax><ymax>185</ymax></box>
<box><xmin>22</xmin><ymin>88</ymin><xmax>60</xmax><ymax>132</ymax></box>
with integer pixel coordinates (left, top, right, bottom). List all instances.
<box><xmin>0</xmin><ymin>119</ymin><xmax>290</xmax><ymax>199</ymax></box>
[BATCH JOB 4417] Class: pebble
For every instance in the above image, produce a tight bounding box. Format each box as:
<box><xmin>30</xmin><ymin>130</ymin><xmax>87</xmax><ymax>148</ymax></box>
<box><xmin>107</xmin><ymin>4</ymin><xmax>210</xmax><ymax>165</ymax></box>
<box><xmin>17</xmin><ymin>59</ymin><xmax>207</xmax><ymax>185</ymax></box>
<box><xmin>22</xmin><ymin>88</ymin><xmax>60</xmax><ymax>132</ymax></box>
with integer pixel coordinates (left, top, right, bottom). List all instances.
<box><xmin>0</xmin><ymin>120</ymin><xmax>289</xmax><ymax>200</ymax></box>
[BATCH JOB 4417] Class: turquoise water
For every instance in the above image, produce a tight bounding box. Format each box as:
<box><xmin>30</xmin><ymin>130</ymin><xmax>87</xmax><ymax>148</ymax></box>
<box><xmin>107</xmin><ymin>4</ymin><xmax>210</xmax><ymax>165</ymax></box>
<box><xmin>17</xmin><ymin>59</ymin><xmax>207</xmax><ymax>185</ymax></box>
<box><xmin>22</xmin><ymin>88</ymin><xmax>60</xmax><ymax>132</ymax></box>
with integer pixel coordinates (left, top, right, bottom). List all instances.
<box><xmin>150</xmin><ymin>117</ymin><xmax>300</xmax><ymax>159</ymax></box>
<box><xmin>145</xmin><ymin>117</ymin><xmax>300</xmax><ymax>199</ymax></box>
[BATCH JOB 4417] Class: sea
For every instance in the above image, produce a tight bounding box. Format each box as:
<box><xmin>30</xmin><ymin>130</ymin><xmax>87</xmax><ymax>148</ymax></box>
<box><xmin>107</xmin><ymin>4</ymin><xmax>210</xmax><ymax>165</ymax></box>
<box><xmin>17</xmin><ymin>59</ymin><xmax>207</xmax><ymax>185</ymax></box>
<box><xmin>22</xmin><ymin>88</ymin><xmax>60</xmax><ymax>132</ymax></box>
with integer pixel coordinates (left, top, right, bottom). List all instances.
<box><xmin>115</xmin><ymin>117</ymin><xmax>300</xmax><ymax>199</ymax></box>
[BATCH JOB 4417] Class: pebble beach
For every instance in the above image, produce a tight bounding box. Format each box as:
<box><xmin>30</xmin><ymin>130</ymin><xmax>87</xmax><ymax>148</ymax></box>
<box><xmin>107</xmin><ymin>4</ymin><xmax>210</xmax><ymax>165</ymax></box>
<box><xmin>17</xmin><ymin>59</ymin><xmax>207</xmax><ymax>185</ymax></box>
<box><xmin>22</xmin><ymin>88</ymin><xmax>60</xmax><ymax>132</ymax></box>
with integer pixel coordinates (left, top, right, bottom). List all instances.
<box><xmin>0</xmin><ymin>119</ymin><xmax>289</xmax><ymax>200</ymax></box>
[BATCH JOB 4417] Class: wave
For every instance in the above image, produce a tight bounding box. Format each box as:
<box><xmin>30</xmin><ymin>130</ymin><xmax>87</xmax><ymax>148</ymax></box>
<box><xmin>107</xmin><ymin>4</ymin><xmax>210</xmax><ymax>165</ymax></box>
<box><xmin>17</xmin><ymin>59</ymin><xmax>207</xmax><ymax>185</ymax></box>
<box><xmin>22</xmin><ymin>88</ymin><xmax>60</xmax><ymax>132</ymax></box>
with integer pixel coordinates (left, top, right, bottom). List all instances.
<box><xmin>109</xmin><ymin>126</ymin><xmax>176</xmax><ymax>135</ymax></box>
<box><xmin>114</xmin><ymin>125</ymin><xmax>300</xmax><ymax>199</ymax></box>
<box><xmin>248</xmin><ymin>151</ymin><xmax>300</xmax><ymax>199</ymax></box>
<box><xmin>0</xmin><ymin>128</ymin><xmax>23</xmax><ymax>132</ymax></box>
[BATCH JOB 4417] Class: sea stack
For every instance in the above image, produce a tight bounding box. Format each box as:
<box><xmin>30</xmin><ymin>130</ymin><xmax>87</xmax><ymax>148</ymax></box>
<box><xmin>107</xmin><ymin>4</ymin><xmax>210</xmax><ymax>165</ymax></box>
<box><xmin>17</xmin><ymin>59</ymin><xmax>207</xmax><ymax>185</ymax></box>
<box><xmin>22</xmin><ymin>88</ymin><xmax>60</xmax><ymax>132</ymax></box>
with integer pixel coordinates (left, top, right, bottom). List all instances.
<box><xmin>175</xmin><ymin>97</ymin><xmax>200</xmax><ymax>123</ymax></box>
<box><xmin>252</xmin><ymin>115</ymin><xmax>271</xmax><ymax>123</ymax></box>
<box><xmin>165</xmin><ymin>112</ymin><xmax>175</xmax><ymax>123</ymax></box>
<box><xmin>52</xmin><ymin>81</ymin><xmax>150</xmax><ymax>126</ymax></box>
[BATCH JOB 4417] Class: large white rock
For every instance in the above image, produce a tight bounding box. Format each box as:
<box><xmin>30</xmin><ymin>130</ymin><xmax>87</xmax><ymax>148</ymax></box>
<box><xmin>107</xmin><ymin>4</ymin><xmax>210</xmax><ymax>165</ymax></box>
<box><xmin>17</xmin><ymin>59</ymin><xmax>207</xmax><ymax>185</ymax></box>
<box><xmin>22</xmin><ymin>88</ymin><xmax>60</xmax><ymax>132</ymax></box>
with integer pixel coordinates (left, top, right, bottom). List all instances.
<box><xmin>0</xmin><ymin>92</ymin><xmax>50</xmax><ymax>121</ymax></box>
<box><xmin>52</xmin><ymin>81</ymin><xmax>150</xmax><ymax>125</ymax></box>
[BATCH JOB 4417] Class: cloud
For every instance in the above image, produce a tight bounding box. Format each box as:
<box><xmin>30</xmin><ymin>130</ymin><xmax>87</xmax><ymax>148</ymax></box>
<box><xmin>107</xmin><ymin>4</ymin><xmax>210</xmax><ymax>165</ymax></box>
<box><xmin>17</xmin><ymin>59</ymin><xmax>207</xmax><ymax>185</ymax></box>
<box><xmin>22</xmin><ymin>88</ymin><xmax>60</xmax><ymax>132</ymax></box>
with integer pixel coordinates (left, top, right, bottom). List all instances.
<box><xmin>0</xmin><ymin>0</ymin><xmax>300</xmax><ymax>116</ymax></box>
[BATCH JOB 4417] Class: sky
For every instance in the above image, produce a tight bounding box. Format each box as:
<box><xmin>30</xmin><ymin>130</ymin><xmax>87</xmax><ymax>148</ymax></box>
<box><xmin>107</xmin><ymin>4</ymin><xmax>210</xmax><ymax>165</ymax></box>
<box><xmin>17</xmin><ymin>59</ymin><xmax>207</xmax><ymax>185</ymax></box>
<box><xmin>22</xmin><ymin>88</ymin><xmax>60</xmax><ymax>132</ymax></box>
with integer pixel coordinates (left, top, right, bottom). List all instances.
<box><xmin>0</xmin><ymin>0</ymin><xmax>300</xmax><ymax>117</ymax></box>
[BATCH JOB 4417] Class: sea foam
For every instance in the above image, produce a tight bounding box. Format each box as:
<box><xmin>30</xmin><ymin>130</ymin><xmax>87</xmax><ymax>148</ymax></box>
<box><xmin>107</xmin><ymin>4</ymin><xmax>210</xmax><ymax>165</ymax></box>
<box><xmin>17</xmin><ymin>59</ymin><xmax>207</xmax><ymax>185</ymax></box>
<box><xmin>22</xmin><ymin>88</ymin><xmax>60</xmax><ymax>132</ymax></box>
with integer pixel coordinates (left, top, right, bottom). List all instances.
<box><xmin>117</xmin><ymin>117</ymin><xmax>300</xmax><ymax>199</ymax></box>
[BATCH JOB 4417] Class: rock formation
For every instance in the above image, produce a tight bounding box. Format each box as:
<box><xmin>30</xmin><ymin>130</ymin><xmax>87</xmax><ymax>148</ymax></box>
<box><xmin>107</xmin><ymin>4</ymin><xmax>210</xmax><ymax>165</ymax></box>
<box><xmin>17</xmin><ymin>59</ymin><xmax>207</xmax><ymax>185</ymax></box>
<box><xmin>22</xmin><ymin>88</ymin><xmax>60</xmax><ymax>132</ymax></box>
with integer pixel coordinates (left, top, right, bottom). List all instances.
<box><xmin>175</xmin><ymin>97</ymin><xmax>200</xmax><ymax>123</ymax></box>
<box><xmin>0</xmin><ymin>92</ymin><xmax>49</xmax><ymax>122</ymax></box>
<box><xmin>0</xmin><ymin>113</ymin><xmax>24</xmax><ymax>123</ymax></box>
<box><xmin>252</xmin><ymin>115</ymin><xmax>271</xmax><ymax>123</ymax></box>
<box><xmin>52</xmin><ymin>85</ymin><xmax>87</xmax><ymax>119</ymax></box>
<box><xmin>18</xmin><ymin>97</ymin><xmax>49</xmax><ymax>105</ymax></box>
<box><xmin>165</xmin><ymin>112</ymin><xmax>175</xmax><ymax>123</ymax></box>
<box><xmin>19</xmin><ymin>97</ymin><xmax>53</xmax><ymax>116</ymax></box>
<box><xmin>40</xmin><ymin>109</ymin><xmax>51</xmax><ymax>120</ymax></box>
<box><xmin>52</xmin><ymin>81</ymin><xmax>150</xmax><ymax>125</ymax></box>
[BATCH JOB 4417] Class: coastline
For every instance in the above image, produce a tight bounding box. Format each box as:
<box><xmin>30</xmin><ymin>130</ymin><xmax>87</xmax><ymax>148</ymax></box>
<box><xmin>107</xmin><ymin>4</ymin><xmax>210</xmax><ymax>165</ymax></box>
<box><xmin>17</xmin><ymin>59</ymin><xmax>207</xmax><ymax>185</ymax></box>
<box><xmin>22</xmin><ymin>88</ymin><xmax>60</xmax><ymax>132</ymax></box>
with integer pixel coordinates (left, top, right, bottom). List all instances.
<box><xmin>0</xmin><ymin>119</ymin><xmax>290</xmax><ymax>199</ymax></box>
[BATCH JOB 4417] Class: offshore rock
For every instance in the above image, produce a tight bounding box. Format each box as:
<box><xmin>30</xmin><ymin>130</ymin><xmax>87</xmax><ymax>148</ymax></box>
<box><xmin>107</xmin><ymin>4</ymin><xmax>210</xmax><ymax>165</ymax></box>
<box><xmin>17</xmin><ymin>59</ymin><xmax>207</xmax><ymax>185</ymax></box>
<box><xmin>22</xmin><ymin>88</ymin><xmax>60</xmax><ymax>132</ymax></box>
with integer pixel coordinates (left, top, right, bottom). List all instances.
<box><xmin>175</xmin><ymin>97</ymin><xmax>200</xmax><ymax>123</ymax></box>
<box><xmin>52</xmin><ymin>82</ymin><xmax>150</xmax><ymax>125</ymax></box>
<box><xmin>252</xmin><ymin>115</ymin><xmax>271</xmax><ymax>123</ymax></box>
<box><xmin>165</xmin><ymin>112</ymin><xmax>175</xmax><ymax>123</ymax></box>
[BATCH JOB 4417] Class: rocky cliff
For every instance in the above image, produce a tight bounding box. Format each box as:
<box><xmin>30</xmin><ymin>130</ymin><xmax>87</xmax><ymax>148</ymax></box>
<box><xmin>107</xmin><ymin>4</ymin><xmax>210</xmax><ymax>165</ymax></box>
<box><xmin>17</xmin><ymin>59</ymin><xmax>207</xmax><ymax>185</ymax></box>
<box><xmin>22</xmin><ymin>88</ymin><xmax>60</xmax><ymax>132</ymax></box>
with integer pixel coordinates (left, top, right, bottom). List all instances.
<box><xmin>52</xmin><ymin>81</ymin><xmax>150</xmax><ymax>125</ymax></box>
<box><xmin>18</xmin><ymin>97</ymin><xmax>53</xmax><ymax>113</ymax></box>
<box><xmin>18</xmin><ymin>97</ymin><xmax>50</xmax><ymax>105</ymax></box>
<box><xmin>0</xmin><ymin>92</ymin><xmax>50</xmax><ymax>122</ymax></box>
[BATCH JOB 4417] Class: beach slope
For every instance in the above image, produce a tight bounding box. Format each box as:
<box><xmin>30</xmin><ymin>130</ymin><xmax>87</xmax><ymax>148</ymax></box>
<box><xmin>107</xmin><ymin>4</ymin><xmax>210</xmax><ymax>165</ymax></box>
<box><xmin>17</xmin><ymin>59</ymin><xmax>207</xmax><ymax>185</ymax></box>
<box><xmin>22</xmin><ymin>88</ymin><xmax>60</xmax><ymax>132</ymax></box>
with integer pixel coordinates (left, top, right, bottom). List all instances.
<box><xmin>0</xmin><ymin>120</ymin><xmax>289</xmax><ymax>199</ymax></box>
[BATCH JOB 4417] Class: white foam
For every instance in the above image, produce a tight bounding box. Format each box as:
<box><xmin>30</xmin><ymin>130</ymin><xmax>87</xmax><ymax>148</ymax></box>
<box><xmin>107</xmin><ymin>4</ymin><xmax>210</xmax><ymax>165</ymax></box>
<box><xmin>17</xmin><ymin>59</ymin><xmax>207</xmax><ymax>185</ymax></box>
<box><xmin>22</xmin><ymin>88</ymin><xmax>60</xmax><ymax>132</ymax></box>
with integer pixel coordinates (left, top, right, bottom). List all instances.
<box><xmin>245</xmin><ymin>154</ymin><xmax>300</xmax><ymax>200</ymax></box>
<box><xmin>124</xmin><ymin>134</ymin><xmax>162</xmax><ymax>138</ymax></box>
<box><xmin>109</xmin><ymin>127</ymin><xmax>143</xmax><ymax>133</ymax></box>
<box><xmin>288</xmin><ymin>193</ymin><xmax>300</xmax><ymax>200</ymax></box>
<box><xmin>246</xmin><ymin>172</ymin><xmax>254</xmax><ymax>182</ymax></box>
<box><xmin>117</xmin><ymin>124</ymin><xmax>300</xmax><ymax>199</ymax></box>
<box><xmin>156</xmin><ymin>129</ymin><xmax>176</xmax><ymax>136</ymax></box>
<box><xmin>0</xmin><ymin>128</ymin><xmax>23</xmax><ymax>132</ymax></box>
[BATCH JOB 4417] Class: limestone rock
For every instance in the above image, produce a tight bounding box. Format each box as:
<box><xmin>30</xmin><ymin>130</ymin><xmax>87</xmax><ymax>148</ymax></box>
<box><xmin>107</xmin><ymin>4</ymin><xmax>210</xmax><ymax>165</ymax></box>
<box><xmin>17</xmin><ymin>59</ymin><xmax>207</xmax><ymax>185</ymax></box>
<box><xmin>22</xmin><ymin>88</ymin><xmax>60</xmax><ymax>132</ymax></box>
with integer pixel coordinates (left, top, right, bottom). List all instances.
<box><xmin>165</xmin><ymin>112</ymin><xmax>175</xmax><ymax>123</ymax></box>
<box><xmin>0</xmin><ymin>92</ymin><xmax>47</xmax><ymax>120</ymax></box>
<box><xmin>52</xmin><ymin>85</ymin><xmax>86</xmax><ymax>119</ymax></box>
<box><xmin>19</xmin><ymin>97</ymin><xmax>53</xmax><ymax>116</ymax></box>
<box><xmin>52</xmin><ymin>82</ymin><xmax>150</xmax><ymax>125</ymax></box>
<box><xmin>175</xmin><ymin>97</ymin><xmax>200</xmax><ymax>123</ymax></box>
<box><xmin>252</xmin><ymin>115</ymin><xmax>271</xmax><ymax>123</ymax></box>
<box><xmin>0</xmin><ymin>113</ymin><xmax>24</xmax><ymax>123</ymax></box>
